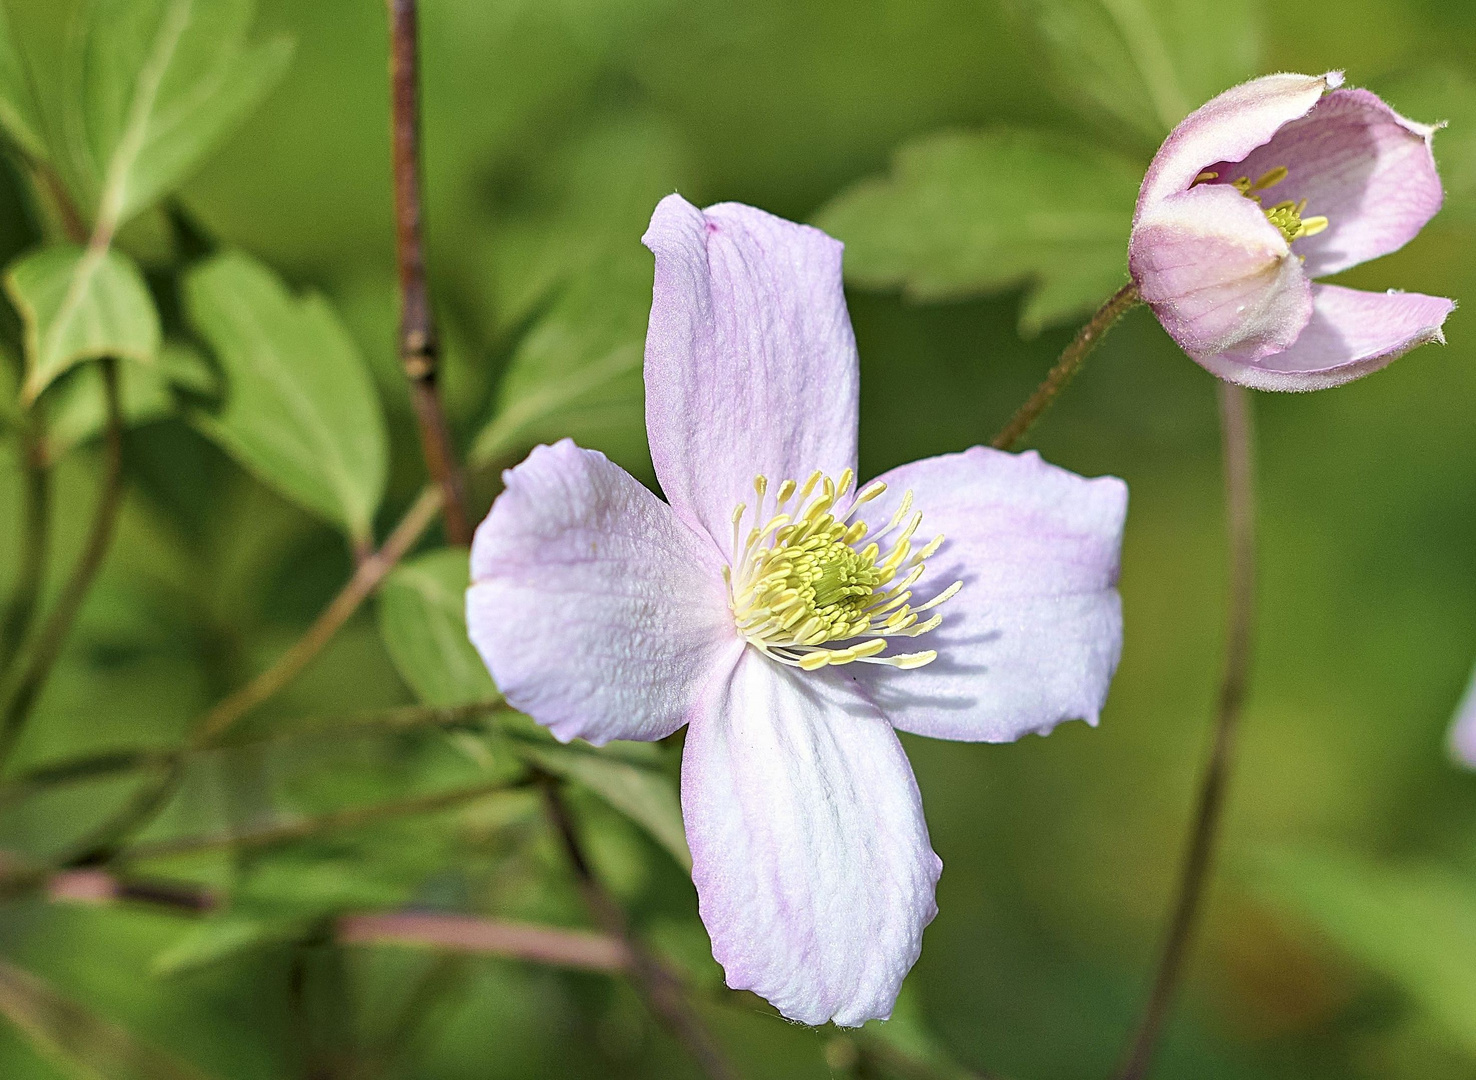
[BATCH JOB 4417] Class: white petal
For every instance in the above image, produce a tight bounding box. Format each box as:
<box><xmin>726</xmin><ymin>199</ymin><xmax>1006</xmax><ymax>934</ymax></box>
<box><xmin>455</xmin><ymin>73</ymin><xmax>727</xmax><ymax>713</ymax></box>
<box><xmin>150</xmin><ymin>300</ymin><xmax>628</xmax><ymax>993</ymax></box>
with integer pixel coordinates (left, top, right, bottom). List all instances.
<box><xmin>682</xmin><ymin>649</ymin><xmax>941</xmax><ymax>1026</ymax></box>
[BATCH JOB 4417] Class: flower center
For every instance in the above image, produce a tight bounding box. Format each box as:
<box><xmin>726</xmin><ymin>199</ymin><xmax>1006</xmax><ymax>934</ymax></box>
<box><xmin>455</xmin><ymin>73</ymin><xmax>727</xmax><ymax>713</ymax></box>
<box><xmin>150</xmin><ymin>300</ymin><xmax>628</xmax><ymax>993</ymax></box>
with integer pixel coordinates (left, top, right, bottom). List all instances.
<box><xmin>1194</xmin><ymin>165</ymin><xmax>1329</xmax><ymax>244</ymax></box>
<box><xmin>723</xmin><ymin>470</ymin><xmax>961</xmax><ymax>671</ymax></box>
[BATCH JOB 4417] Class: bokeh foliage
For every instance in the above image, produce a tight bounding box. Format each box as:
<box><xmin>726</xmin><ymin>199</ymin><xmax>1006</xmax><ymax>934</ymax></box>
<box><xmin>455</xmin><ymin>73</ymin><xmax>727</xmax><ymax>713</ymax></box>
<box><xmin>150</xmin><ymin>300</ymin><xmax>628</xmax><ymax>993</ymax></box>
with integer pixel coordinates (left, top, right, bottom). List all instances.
<box><xmin>0</xmin><ymin>0</ymin><xmax>1472</xmax><ymax>1077</ymax></box>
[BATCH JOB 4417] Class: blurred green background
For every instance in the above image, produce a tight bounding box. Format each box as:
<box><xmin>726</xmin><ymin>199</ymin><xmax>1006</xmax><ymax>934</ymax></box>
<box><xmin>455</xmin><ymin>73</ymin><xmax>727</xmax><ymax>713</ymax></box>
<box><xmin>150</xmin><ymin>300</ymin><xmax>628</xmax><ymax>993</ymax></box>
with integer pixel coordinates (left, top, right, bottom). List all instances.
<box><xmin>0</xmin><ymin>0</ymin><xmax>1474</xmax><ymax>1078</ymax></box>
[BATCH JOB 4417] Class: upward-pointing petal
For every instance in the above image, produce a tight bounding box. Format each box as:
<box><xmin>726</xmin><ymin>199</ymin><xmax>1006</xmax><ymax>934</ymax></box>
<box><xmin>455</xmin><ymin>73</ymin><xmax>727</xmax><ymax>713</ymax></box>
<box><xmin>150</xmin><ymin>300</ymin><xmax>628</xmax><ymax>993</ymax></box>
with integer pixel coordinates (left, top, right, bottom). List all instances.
<box><xmin>467</xmin><ymin>439</ymin><xmax>735</xmax><ymax>745</ymax></box>
<box><xmin>642</xmin><ymin>195</ymin><xmax>860</xmax><ymax>560</ymax></box>
<box><xmin>683</xmin><ymin>649</ymin><xmax>941</xmax><ymax>1026</ymax></box>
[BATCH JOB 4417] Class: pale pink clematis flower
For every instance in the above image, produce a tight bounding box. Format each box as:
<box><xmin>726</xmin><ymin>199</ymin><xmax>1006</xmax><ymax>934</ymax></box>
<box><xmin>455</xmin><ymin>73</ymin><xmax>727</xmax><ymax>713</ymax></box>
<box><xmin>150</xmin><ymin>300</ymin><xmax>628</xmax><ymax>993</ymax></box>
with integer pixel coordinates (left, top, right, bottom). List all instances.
<box><xmin>1129</xmin><ymin>71</ymin><xmax>1456</xmax><ymax>391</ymax></box>
<box><xmin>1448</xmin><ymin>660</ymin><xmax>1476</xmax><ymax>768</ymax></box>
<box><xmin>466</xmin><ymin>194</ymin><xmax>1128</xmax><ymax>1026</ymax></box>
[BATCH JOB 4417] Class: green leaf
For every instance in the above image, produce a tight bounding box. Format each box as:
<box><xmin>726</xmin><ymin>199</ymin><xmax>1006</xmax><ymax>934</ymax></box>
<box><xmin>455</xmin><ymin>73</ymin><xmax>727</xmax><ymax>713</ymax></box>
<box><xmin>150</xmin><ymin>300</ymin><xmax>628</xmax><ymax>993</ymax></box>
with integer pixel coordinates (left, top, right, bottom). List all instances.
<box><xmin>5</xmin><ymin>243</ymin><xmax>161</xmax><ymax>401</ymax></box>
<box><xmin>469</xmin><ymin>251</ymin><xmax>648</xmax><ymax>474</ymax></box>
<box><xmin>520</xmin><ymin>741</ymin><xmax>690</xmax><ymax>871</ymax></box>
<box><xmin>151</xmin><ymin>915</ymin><xmax>296</xmax><ymax>978</ymax></box>
<box><xmin>378</xmin><ymin>548</ymin><xmax>498</xmax><ymax>708</ymax></box>
<box><xmin>1008</xmin><ymin>0</ymin><xmax>1261</xmax><ymax>145</ymax></box>
<box><xmin>62</xmin><ymin>0</ymin><xmax>293</xmax><ymax>230</ymax></box>
<box><xmin>815</xmin><ymin>130</ymin><xmax>1140</xmax><ymax>335</ymax></box>
<box><xmin>183</xmin><ymin>250</ymin><xmax>388</xmax><ymax>543</ymax></box>
<box><xmin>0</xmin><ymin>3</ymin><xmax>47</xmax><ymax>162</ymax></box>
<box><xmin>1375</xmin><ymin>66</ymin><xmax>1476</xmax><ymax>223</ymax></box>
<box><xmin>0</xmin><ymin>958</ymin><xmax>215</xmax><ymax>1079</ymax></box>
<box><xmin>1255</xmin><ymin>848</ymin><xmax>1476</xmax><ymax>1055</ymax></box>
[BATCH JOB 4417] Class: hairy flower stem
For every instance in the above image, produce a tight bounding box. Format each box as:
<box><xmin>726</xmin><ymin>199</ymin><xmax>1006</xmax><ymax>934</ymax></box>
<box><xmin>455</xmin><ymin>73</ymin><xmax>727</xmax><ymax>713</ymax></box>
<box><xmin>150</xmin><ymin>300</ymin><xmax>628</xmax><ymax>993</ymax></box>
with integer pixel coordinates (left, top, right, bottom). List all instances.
<box><xmin>387</xmin><ymin>0</ymin><xmax>470</xmax><ymax>545</ymax></box>
<box><xmin>991</xmin><ymin>283</ymin><xmax>1140</xmax><ymax>452</ymax></box>
<box><xmin>1115</xmin><ymin>382</ymin><xmax>1256</xmax><ymax>1080</ymax></box>
<box><xmin>0</xmin><ymin>360</ymin><xmax>124</xmax><ymax>772</ymax></box>
<box><xmin>541</xmin><ymin>780</ymin><xmax>742</xmax><ymax>1080</ymax></box>
<box><xmin>0</xmin><ymin>413</ymin><xmax>51</xmax><ymax>682</ymax></box>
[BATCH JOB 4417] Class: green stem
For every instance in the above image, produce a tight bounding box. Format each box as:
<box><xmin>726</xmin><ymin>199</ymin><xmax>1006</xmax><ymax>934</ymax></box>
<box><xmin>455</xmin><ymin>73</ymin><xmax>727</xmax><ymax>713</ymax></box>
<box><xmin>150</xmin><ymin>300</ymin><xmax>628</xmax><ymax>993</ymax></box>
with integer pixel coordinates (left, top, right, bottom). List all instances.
<box><xmin>0</xmin><ymin>411</ymin><xmax>51</xmax><ymax>681</ymax></box>
<box><xmin>1114</xmin><ymin>382</ymin><xmax>1257</xmax><ymax>1080</ymax></box>
<box><xmin>0</xmin><ymin>360</ymin><xmax>124</xmax><ymax>771</ymax></box>
<box><xmin>991</xmin><ymin>282</ymin><xmax>1140</xmax><ymax>452</ymax></box>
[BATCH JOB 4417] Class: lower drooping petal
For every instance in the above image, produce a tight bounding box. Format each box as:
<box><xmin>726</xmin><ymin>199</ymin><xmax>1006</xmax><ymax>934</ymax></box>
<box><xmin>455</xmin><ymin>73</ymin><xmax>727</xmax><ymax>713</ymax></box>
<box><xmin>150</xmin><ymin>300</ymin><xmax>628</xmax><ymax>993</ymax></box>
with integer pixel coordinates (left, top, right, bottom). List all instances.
<box><xmin>846</xmin><ymin>448</ymin><xmax>1127</xmax><ymax>742</ymax></box>
<box><xmin>1200</xmin><ymin>284</ymin><xmax>1456</xmax><ymax>391</ymax></box>
<box><xmin>467</xmin><ymin>439</ymin><xmax>734</xmax><ymax>745</ymax></box>
<box><xmin>682</xmin><ymin>648</ymin><xmax>942</xmax><ymax>1027</ymax></box>
<box><xmin>1215</xmin><ymin>88</ymin><xmax>1444</xmax><ymax>279</ymax></box>
<box><xmin>1129</xmin><ymin>184</ymin><xmax>1313</xmax><ymax>363</ymax></box>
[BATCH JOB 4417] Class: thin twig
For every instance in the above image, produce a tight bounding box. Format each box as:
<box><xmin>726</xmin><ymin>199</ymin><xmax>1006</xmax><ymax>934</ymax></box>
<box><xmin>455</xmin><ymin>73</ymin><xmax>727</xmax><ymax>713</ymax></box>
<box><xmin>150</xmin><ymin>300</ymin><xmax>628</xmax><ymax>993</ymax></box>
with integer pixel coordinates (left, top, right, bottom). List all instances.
<box><xmin>0</xmin><ymin>413</ymin><xmax>51</xmax><ymax>681</ymax></box>
<box><xmin>0</xmin><ymin>360</ymin><xmax>124</xmax><ymax>771</ymax></box>
<box><xmin>58</xmin><ymin>487</ymin><xmax>445</xmax><ymax>864</ymax></box>
<box><xmin>119</xmin><ymin>777</ymin><xmax>522</xmax><ymax>863</ymax></box>
<box><xmin>1114</xmin><ymin>382</ymin><xmax>1256</xmax><ymax>1080</ymax></box>
<box><xmin>386</xmin><ymin>0</ymin><xmax>469</xmax><ymax>545</ymax></box>
<box><xmin>541</xmin><ymin>780</ymin><xmax>741</xmax><ymax>1080</ymax></box>
<box><xmin>991</xmin><ymin>282</ymin><xmax>1140</xmax><ymax>452</ymax></box>
<box><xmin>339</xmin><ymin>912</ymin><xmax>630</xmax><ymax>971</ymax></box>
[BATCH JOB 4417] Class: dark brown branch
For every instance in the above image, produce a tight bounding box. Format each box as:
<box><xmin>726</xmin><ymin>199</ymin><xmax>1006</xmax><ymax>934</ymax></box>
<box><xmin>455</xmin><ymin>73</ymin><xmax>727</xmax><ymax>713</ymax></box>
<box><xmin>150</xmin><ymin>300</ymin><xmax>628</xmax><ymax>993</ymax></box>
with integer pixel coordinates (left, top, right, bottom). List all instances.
<box><xmin>0</xmin><ymin>360</ymin><xmax>124</xmax><ymax>771</ymax></box>
<box><xmin>541</xmin><ymin>780</ymin><xmax>741</xmax><ymax>1080</ymax></box>
<box><xmin>1114</xmin><ymin>382</ymin><xmax>1257</xmax><ymax>1080</ymax></box>
<box><xmin>991</xmin><ymin>282</ymin><xmax>1140</xmax><ymax>452</ymax></box>
<box><xmin>387</xmin><ymin>0</ymin><xmax>469</xmax><ymax>545</ymax></box>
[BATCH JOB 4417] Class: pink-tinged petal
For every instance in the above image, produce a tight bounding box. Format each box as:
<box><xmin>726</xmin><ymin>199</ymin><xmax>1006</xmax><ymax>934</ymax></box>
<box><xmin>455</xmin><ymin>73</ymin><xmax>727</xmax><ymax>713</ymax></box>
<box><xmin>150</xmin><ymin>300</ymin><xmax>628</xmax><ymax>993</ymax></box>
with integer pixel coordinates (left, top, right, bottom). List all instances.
<box><xmin>683</xmin><ymin>649</ymin><xmax>941</xmax><ymax>1026</ymax></box>
<box><xmin>1449</xmin><ymin>661</ymin><xmax>1476</xmax><ymax>769</ymax></box>
<box><xmin>642</xmin><ymin>194</ymin><xmax>859</xmax><ymax>558</ymax></box>
<box><xmin>1130</xmin><ymin>184</ymin><xmax>1313</xmax><ymax>363</ymax></box>
<box><xmin>1208</xmin><ymin>88</ymin><xmax>1444</xmax><ymax>278</ymax></box>
<box><xmin>1137</xmin><ymin>72</ymin><xmax>1341</xmax><ymax>211</ymax></box>
<box><xmin>846</xmin><ymin>448</ymin><xmax>1127</xmax><ymax>743</ymax></box>
<box><xmin>467</xmin><ymin>439</ymin><xmax>735</xmax><ymax>745</ymax></box>
<box><xmin>1199</xmin><ymin>284</ymin><xmax>1455</xmax><ymax>391</ymax></box>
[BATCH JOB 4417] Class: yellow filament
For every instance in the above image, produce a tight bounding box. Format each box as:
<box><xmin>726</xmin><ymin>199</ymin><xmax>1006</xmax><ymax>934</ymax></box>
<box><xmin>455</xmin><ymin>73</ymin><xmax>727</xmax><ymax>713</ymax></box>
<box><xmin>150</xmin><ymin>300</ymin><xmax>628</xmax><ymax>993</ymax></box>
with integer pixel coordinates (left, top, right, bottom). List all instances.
<box><xmin>726</xmin><ymin>472</ymin><xmax>961</xmax><ymax>670</ymax></box>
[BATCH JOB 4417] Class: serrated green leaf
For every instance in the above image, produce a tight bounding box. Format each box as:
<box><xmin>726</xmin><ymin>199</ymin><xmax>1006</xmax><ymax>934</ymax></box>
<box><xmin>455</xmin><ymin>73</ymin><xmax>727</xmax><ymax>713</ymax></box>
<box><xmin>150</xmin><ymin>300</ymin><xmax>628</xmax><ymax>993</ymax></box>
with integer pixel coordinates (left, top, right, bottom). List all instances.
<box><xmin>61</xmin><ymin>0</ymin><xmax>292</xmax><ymax>229</ymax></box>
<box><xmin>1255</xmin><ymin>848</ymin><xmax>1476</xmax><ymax>1055</ymax></box>
<box><xmin>816</xmin><ymin>130</ymin><xmax>1139</xmax><ymax>334</ymax></box>
<box><xmin>0</xmin><ymin>3</ymin><xmax>46</xmax><ymax>162</ymax></box>
<box><xmin>0</xmin><ymin>958</ymin><xmax>215</xmax><ymax>1079</ymax></box>
<box><xmin>1374</xmin><ymin>66</ymin><xmax>1476</xmax><ymax>223</ymax></box>
<box><xmin>470</xmin><ymin>252</ymin><xmax>648</xmax><ymax>474</ymax></box>
<box><xmin>521</xmin><ymin>742</ymin><xmax>690</xmax><ymax>871</ymax></box>
<box><xmin>378</xmin><ymin>548</ymin><xmax>498</xmax><ymax>708</ymax></box>
<box><xmin>5</xmin><ymin>243</ymin><xmax>160</xmax><ymax>400</ymax></box>
<box><xmin>1008</xmin><ymin>0</ymin><xmax>1260</xmax><ymax>145</ymax></box>
<box><xmin>183</xmin><ymin>250</ymin><xmax>388</xmax><ymax>543</ymax></box>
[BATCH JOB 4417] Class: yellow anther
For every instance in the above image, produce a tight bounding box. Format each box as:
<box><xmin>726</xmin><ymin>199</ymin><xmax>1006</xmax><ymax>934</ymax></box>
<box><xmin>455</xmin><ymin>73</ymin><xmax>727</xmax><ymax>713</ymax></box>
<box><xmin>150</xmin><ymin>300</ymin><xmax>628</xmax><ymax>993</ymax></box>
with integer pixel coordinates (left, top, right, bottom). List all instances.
<box><xmin>725</xmin><ymin>471</ymin><xmax>961</xmax><ymax>671</ymax></box>
<box><xmin>1223</xmin><ymin>163</ymin><xmax>1328</xmax><ymax>245</ymax></box>
<box><xmin>1193</xmin><ymin>169</ymin><xmax>1220</xmax><ymax>185</ymax></box>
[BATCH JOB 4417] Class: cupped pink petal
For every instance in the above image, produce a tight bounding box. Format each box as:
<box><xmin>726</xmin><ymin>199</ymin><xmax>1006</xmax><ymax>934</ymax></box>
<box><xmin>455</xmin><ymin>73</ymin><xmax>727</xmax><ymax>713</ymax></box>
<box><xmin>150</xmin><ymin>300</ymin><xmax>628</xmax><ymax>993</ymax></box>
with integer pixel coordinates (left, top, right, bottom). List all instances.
<box><xmin>845</xmin><ymin>447</ymin><xmax>1127</xmax><ymax>743</ymax></box>
<box><xmin>1137</xmin><ymin>72</ymin><xmax>1341</xmax><ymax>212</ymax></box>
<box><xmin>1449</xmin><ymin>661</ymin><xmax>1476</xmax><ymax>769</ymax></box>
<box><xmin>1198</xmin><ymin>284</ymin><xmax>1455</xmax><ymax>391</ymax></box>
<box><xmin>682</xmin><ymin>648</ymin><xmax>941</xmax><ymax>1026</ymax></box>
<box><xmin>467</xmin><ymin>439</ymin><xmax>735</xmax><ymax>745</ymax></box>
<box><xmin>1207</xmin><ymin>88</ymin><xmax>1444</xmax><ymax>278</ymax></box>
<box><xmin>642</xmin><ymin>194</ymin><xmax>859</xmax><ymax>559</ymax></box>
<box><xmin>1130</xmin><ymin>184</ymin><xmax>1313</xmax><ymax>363</ymax></box>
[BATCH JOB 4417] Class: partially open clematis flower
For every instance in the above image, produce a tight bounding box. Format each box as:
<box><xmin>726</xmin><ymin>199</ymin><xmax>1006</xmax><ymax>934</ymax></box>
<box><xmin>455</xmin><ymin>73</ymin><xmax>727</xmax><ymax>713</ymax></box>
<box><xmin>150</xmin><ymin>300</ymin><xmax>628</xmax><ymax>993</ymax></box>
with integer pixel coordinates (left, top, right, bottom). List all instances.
<box><xmin>466</xmin><ymin>194</ymin><xmax>1128</xmax><ymax>1026</ymax></box>
<box><xmin>1129</xmin><ymin>71</ymin><xmax>1456</xmax><ymax>391</ymax></box>
<box><xmin>1448</xmin><ymin>660</ymin><xmax>1476</xmax><ymax>768</ymax></box>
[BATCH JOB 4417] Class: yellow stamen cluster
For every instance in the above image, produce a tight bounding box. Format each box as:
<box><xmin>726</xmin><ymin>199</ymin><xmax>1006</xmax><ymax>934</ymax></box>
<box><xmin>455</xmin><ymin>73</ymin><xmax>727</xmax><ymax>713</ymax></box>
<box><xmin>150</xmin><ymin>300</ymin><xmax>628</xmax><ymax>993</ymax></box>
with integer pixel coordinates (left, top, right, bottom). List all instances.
<box><xmin>1194</xmin><ymin>166</ymin><xmax>1330</xmax><ymax>244</ymax></box>
<box><xmin>724</xmin><ymin>470</ymin><xmax>961</xmax><ymax>671</ymax></box>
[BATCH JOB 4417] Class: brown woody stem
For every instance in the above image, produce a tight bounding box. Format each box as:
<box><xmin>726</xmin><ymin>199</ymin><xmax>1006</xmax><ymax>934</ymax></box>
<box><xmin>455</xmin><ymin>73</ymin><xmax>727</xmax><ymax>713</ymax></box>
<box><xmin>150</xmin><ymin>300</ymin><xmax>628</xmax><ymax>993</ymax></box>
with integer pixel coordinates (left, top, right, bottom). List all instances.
<box><xmin>1114</xmin><ymin>381</ymin><xmax>1257</xmax><ymax>1080</ymax></box>
<box><xmin>387</xmin><ymin>0</ymin><xmax>470</xmax><ymax>545</ymax></box>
